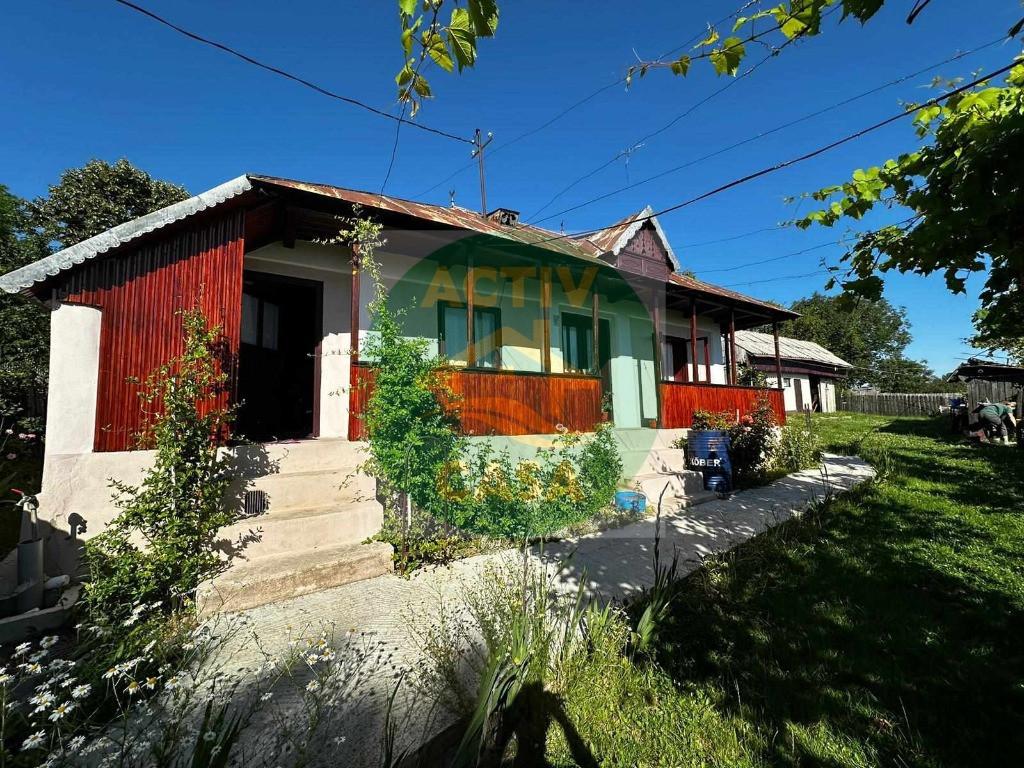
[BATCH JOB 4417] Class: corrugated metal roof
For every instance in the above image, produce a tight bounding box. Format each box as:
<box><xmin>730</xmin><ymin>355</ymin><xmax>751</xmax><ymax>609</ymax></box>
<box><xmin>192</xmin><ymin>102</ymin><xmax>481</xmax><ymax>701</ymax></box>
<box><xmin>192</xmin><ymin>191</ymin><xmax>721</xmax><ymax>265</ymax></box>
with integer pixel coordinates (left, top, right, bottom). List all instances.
<box><xmin>584</xmin><ymin>205</ymin><xmax>680</xmax><ymax>271</ymax></box>
<box><xmin>0</xmin><ymin>176</ymin><xmax>253</xmax><ymax>294</ymax></box>
<box><xmin>249</xmin><ymin>175</ymin><xmax>608</xmax><ymax>264</ymax></box>
<box><xmin>734</xmin><ymin>330</ymin><xmax>851</xmax><ymax>368</ymax></box>
<box><xmin>0</xmin><ymin>172</ymin><xmax>797</xmax><ymax>321</ymax></box>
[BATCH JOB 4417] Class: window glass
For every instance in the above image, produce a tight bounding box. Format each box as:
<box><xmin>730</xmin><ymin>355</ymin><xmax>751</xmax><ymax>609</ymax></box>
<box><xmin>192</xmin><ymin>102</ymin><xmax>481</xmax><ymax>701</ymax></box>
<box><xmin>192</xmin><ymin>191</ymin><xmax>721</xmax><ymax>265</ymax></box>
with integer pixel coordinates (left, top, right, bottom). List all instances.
<box><xmin>474</xmin><ymin>308</ymin><xmax>499</xmax><ymax>368</ymax></box>
<box><xmin>262</xmin><ymin>302</ymin><xmax>279</xmax><ymax>351</ymax></box>
<box><xmin>241</xmin><ymin>293</ymin><xmax>259</xmax><ymax>346</ymax></box>
<box><xmin>441</xmin><ymin>304</ymin><xmax>468</xmax><ymax>364</ymax></box>
<box><xmin>561</xmin><ymin>314</ymin><xmax>592</xmax><ymax>373</ymax></box>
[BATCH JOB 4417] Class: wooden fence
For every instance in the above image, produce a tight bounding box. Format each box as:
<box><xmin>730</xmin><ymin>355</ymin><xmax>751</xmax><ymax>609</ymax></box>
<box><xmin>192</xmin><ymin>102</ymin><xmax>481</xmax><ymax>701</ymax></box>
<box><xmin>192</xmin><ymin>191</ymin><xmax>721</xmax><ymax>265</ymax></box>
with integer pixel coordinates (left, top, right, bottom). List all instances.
<box><xmin>661</xmin><ymin>383</ymin><xmax>786</xmax><ymax>427</ymax></box>
<box><xmin>838</xmin><ymin>392</ymin><xmax>960</xmax><ymax>416</ymax></box>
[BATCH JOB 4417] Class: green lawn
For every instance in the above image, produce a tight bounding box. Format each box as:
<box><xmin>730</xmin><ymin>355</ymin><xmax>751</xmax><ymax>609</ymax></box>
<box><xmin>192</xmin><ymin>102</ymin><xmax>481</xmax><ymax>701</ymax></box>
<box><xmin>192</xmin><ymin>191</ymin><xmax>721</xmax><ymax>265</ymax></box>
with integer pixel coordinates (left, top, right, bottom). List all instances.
<box><xmin>549</xmin><ymin>413</ymin><xmax>1024</xmax><ymax>767</ymax></box>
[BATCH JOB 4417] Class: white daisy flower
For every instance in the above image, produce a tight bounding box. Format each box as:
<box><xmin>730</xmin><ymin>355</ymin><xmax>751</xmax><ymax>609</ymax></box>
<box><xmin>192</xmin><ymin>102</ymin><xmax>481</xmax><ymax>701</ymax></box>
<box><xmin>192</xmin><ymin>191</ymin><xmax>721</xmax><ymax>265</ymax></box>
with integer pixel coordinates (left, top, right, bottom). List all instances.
<box><xmin>260</xmin><ymin>691</ymin><xmax>273</xmax><ymax>701</ymax></box>
<box><xmin>67</xmin><ymin>735</ymin><xmax>86</xmax><ymax>752</ymax></box>
<box><xmin>71</xmin><ymin>684</ymin><xmax>91</xmax><ymax>699</ymax></box>
<box><xmin>13</xmin><ymin>642</ymin><xmax>31</xmax><ymax>657</ymax></box>
<box><xmin>124</xmin><ymin>680</ymin><xmax>140</xmax><ymax>696</ymax></box>
<box><xmin>165</xmin><ymin>676</ymin><xmax>182</xmax><ymax>691</ymax></box>
<box><xmin>143</xmin><ymin>677</ymin><xmax>159</xmax><ymax>690</ymax></box>
<box><xmin>48</xmin><ymin>701</ymin><xmax>75</xmax><ymax>721</ymax></box>
<box><xmin>21</xmin><ymin>730</ymin><xmax>46</xmax><ymax>750</ymax></box>
<box><xmin>39</xmin><ymin>636</ymin><xmax>59</xmax><ymax>649</ymax></box>
<box><xmin>305</xmin><ymin>680</ymin><xmax>320</xmax><ymax>693</ymax></box>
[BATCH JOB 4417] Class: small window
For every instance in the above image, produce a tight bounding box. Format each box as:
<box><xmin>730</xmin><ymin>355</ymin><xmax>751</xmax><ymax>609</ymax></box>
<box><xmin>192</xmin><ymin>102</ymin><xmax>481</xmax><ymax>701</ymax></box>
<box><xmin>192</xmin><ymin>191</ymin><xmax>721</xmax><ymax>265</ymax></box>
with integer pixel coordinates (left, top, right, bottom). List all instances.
<box><xmin>438</xmin><ymin>302</ymin><xmax>501</xmax><ymax>368</ymax></box>
<box><xmin>783</xmin><ymin>377</ymin><xmax>792</xmax><ymax>388</ymax></box>
<box><xmin>561</xmin><ymin>313</ymin><xmax>593</xmax><ymax>373</ymax></box>
<box><xmin>241</xmin><ymin>292</ymin><xmax>279</xmax><ymax>351</ymax></box>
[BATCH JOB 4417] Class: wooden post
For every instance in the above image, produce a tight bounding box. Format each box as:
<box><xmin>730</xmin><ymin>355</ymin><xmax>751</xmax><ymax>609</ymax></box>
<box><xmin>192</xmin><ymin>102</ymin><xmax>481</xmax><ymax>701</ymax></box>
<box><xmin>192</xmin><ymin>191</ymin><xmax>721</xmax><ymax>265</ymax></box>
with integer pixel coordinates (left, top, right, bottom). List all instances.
<box><xmin>729</xmin><ymin>308</ymin><xmax>738</xmax><ymax>385</ymax></box>
<box><xmin>704</xmin><ymin>338</ymin><xmax>711</xmax><ymax>384</ymax></box>
<box><xmin>466</xmin><ymin>256</ymin><xmax>476</xmax><ymax>368</ymax></box>
<box><xmin>541</xmin><ymin>267</ymin><xmax>552</xmax><ymax>373</ymax></box>
<box><xmin>772</xmin><ymin>320</ymin><xmax>783</xmax><ymax>390</ymax></box>
<box><xmin>350</xmin><ymin>244</ymin><xmax>361</xmax><ymax>364</ymax></box>
<box><xmin>652</xmin><ymin>301</ymin><xmax>664</xmax><ymax>428</ymax></box>
<box><xmin>591</xmin><ymin>286</ymin><xmax>600</xmax><ymax>375</ymax></box>
<box><xmin>690</xmin><ymin>298</ymin><xmax>699</xmax><ymax>383</ymax></box>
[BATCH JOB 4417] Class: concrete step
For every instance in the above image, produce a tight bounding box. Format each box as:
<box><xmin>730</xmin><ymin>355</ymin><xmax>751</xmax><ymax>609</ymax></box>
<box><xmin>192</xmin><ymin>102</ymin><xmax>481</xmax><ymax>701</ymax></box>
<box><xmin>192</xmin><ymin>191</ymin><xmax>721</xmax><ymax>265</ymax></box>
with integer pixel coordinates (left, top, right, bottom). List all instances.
<box><xmin>219</xmin><ymin>501</ymin><xmax>384</xmax><ymax>559</ymax></box>
<box><xmin>202</xmin><ymin>541</ymin><xmax>394</xmax><ymax>615</ymax></box>
<box><xmin>230</xmin><ymin>438</ymin><xmax>370</xmax><ymax>474</ymax></box>
<box><xmin>634</xmin><ymin>470</ymin><xmax>706</xmax><ymax>506</ymax></box>
<box><xmin>234</xmin><ymin>466</ymin><xmax>377</xmax><ymax>515</ymax></box>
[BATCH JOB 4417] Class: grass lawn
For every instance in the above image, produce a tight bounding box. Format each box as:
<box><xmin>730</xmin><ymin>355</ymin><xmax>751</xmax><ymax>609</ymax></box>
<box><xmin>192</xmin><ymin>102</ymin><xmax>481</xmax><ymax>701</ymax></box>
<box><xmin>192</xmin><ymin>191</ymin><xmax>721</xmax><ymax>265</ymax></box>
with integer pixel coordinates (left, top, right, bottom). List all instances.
<box><xmin>548</xmin><ymin>412</ymin><xmax>1024</xmax><ymax>767</ymax></box>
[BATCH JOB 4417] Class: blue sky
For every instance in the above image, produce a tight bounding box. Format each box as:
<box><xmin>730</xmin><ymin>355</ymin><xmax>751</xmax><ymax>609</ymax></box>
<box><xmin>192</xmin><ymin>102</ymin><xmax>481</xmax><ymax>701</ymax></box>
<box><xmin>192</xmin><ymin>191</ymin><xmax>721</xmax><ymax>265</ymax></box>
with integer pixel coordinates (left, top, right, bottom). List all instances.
<box><xmin>2</xmin><ymin>0</ymin><xmax>1020</xmax><ymax>374</ymax></box>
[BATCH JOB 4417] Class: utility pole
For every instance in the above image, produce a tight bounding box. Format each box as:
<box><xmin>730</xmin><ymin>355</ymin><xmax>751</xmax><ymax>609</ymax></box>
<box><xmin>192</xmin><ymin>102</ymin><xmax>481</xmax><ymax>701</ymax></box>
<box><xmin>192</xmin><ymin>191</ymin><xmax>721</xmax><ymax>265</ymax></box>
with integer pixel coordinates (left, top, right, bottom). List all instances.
<box><xmin>471</xmin><ymin>128</ymin><xmax>493</xmax><ymax>216</ymax></box>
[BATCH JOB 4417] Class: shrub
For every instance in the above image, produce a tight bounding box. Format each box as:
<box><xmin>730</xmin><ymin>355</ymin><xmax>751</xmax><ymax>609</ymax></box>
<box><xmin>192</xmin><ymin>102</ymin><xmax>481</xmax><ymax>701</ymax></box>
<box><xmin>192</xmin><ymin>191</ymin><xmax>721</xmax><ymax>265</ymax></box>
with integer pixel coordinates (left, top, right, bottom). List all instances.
<box><xmin>728</xmin><ymin>391</ymin><xmax>780</xmax><ymax>484</ymax></box>
<box><xmin>691</xmin><ymin>410</ymin><xmax>735</xmax><ymax>431</ymax></box>
<box><xmin>776</xmin><ymin>425</ymin><xmax>823</xmax><ymax>472</ymax></box>
<box><xmin>84</xmin><ymin>309</ymin><xmax>239</xmax><ymax>622</ymax></box>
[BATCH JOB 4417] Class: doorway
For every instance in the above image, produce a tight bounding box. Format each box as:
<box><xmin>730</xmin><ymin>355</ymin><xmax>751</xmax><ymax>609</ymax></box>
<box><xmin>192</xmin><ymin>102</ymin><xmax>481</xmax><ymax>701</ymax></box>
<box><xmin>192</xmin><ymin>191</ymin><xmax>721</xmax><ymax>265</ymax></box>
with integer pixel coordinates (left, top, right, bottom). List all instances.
<box><xmin>236</xmin><ymin>271</ymin><xmax>322</xmax><ymax>441</ymax></box>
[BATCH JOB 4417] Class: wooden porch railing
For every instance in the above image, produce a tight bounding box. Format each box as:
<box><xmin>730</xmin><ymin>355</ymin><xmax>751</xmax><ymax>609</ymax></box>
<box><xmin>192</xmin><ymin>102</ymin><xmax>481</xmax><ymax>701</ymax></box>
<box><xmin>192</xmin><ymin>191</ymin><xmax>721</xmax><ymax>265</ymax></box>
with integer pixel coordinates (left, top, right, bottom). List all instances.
<box><xmin>349</xmin><ymin>364</ymin><xmax>603</xmax><ymax>440</ymax></box>
<box><xmin>660</xmin><ymin>382</ymin><xmax>786</xmax><ymax>428</ymax></box>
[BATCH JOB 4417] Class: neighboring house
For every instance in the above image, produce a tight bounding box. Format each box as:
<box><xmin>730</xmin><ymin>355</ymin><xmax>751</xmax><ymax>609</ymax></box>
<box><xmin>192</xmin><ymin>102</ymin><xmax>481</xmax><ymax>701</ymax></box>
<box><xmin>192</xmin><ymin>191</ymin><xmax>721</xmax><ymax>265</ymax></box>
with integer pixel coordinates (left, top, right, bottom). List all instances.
<box><xmin>949</xmin><ymin>358</ymin><xmax>1024</xmax><ymax>419</ymax></box>
<box><xmin>0</xmin><ymin>174</ymin><xmax>799</xmax><ymax>609</ymax></box>
<box><xmin>734</xmin><ymin>331</ymin><xmax>851</xmax><ymax>412</ymax></box>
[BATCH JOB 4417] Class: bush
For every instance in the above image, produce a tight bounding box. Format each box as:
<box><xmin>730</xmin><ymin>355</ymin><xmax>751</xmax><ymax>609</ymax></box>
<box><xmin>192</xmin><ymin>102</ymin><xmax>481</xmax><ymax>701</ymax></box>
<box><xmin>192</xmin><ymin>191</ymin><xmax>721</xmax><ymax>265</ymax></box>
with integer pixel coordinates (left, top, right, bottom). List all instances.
<box><xmin>85</xmin><ymin>309</ymin><xmax>239</xmax><ymax>622</ymax></box>
<box><xmin>690</xmin><ymin>410</ymin><xmax>735</xmax><ymax>431</ymax></box>
<box><xmin>728</xmin><ymin>391</ymin><xmax>780</xmax><ymax>484</ymax></box>
<box><xmin>436</xmin><ymin>425</ymin><xmax>623</xmax><ymax>540</ymax></box>
<box><xmin>776</xmin><ymin>425</ymin><xmax>823</xmax><ymax>472</ymax></box>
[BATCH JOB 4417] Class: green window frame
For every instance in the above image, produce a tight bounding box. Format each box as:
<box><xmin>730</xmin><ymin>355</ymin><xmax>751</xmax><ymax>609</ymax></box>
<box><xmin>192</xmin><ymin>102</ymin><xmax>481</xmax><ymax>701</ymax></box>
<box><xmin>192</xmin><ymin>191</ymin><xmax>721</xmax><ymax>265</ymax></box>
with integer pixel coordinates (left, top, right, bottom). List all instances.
<box><xmin>437</xmin><ymin>301</ymin><xmax>502</xmax><ymax>369</ymax></box>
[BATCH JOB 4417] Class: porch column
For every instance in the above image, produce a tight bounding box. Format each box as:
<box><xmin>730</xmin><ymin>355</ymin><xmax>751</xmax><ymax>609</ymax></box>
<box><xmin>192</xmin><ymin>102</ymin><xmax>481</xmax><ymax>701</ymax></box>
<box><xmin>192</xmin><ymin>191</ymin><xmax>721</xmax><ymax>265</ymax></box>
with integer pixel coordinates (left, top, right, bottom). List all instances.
<box><xmin>690</xmin><ymin>297</ymin><xmax>699</xmax><ymax>382</ymax></box>
<box><xmin>772</xmin><ymin>319</ymin><xmax>783</xmax><ymax>390</ymax></box>
<box><xmin>466</xmin><ymin>254</ymin><xmax>476</xmax><ymax>368</ymax></box>
<box><xmin>729</xmin><ymin>308</ymin><xmax>738</xmax><ymax>385</ymax></box>
<box><xmin>350</xmin><ymin>244</ymin><xmax>360</xmax><ymax>364</ymax></box>
<box><xmin>541</xmin><ymin>267</ymin><xmax>552</xmax><ymax>373</ymax></box>
<box><xmin>591</xmin><ymin>286</ymin><xmax>600</xmax><ymax>375</ymax></box>
<box><xmin>652</xmin><ymin>300</ymin><xmax>664</xmax><ymax>428</ymax></box>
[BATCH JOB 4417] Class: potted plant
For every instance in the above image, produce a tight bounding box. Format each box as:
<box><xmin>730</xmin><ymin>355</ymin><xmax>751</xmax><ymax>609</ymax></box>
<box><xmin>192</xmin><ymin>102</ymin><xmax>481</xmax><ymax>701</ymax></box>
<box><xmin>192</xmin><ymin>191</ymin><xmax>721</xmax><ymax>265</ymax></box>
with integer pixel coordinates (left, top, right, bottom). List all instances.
<box><xmin>600</xmin><ymin>391</ymin><xmax>614</xmax><ymax>422</ymax></box>
<box><xmin>687</xmin><ymin>409</ymin><xmax>735</xmax><ymax>492</ymax></box>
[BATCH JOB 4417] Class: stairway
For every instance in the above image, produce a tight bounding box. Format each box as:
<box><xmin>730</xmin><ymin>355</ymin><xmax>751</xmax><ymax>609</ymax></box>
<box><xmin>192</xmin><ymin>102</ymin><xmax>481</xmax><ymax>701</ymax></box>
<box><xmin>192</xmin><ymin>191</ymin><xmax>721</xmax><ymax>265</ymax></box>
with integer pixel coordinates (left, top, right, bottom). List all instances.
<box><xmin>202</xmin><ymin>439</ymin><xmax>392</xmax><ymax>615</ymax></box>
<box><xmin>612</xmin><ymin>428</ymin><xmax>717</xmax><ymax>512</ymax></box>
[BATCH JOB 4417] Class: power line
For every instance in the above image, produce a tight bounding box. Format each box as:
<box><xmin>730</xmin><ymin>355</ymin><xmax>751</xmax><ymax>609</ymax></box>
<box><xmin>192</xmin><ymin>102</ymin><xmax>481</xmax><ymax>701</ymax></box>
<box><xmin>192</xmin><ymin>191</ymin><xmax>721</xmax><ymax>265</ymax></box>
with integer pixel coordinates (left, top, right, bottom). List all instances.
<box><xmin>526</xmin><ymin>50</ymin><xmax>777</xmax><ymax>222</ymax></box>
<box><xmin>701</xmin><ymin>240</ymin><xmax>843</xmax><ymax>274</ymax></box>
<box><xmin>533</xmin><ymin>37</ymin><xmax>1005</xmax><ymax>225</ymax></box>
<box><xmin>484</xmin><ymin>58</ymin><xmax>1018</xmax><ymax>255</ymax></box>
<box><xmin>414</xmin><ymin>0</ymin><xmax>769</xmax><ymax>199</ymax></box>
<box><xmin>111</xmin><ymin>0</ymin><xmax>472</xmax><ymax>145</ymax></box>
<box><xmin>721</xmin><ymin>269</ymin><xmax>833</xmax><ymax>288</ymax></box>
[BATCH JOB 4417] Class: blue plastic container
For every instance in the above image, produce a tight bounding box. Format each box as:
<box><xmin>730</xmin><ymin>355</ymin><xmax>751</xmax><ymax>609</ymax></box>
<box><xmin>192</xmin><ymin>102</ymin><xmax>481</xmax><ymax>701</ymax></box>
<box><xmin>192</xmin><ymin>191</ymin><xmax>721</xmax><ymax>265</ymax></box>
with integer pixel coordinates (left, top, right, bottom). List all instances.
<box><xmin>687</xmin><ymin>430</ymin><xmax>733</xmax><ymax>492</ymax></box>
<box><xmin>614</xmin><ymin>490</ymin><xmax>647</xmax><ymax>515</ymax></box>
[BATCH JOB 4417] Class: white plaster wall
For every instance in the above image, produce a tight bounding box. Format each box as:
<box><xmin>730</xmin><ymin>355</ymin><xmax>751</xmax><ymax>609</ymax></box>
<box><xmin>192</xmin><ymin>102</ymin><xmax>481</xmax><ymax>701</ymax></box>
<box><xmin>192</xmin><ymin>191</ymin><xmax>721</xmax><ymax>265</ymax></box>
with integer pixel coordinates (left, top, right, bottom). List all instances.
<box><xmin>44</xmin><ymin>303</ymin><xmax>101</xmax><ymax>457</ymax></box>
<box><xmin>245</xmin><ymin>241</ymin><xmax>351</xmax><ymax>438</ymax></box>
<box><xmin>767</xmin><ymin>374</ymin><xmax>810</xmax><ymax>411</ymax></box>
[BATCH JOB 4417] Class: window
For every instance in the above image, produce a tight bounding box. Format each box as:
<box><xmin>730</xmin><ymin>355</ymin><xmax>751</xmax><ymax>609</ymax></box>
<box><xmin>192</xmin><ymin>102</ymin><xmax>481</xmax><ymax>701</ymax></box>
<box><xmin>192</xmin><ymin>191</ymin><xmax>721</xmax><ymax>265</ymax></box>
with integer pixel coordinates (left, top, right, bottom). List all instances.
<box><xmin>782</xmin><ymin>377</ymin><xmax>792</xmax><ymax>388</ymax></box>
<box><xmin>662</xmin><ymin>335</ymin><xmax>710</xmax><ymax>382</ymax></box>
<box><xmin>241</xmin><ymin>292</ymin><xmax>279</xmax><ymax>351</ymax></box>
<box><xmin>438</xmin><ymin>302</ymin><xmax>501</xmax><ymax>368</ymax></box>
<box><xmin>561</xmin><ymin>313</ymin><xmax>593</xmax><ymax>373</ymax></box>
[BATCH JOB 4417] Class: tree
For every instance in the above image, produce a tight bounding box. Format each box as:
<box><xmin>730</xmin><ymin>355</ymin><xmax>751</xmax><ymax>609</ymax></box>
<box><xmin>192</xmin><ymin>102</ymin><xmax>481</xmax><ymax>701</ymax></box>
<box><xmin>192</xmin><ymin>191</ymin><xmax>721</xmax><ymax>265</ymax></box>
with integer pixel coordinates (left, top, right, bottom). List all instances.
<box><xmin>779</xmin><ymin>293</ymin><xmax>912</xmax><ymax>387</ymax></box>
<box><xmin>1</xmin><ymin>159</ymin><xmax>190</xmax><ymax>434</ymax></box>
<box><xmin>28</xmin><ymin>158</ymin><xmax>188</xmax><ymax>250</ymax></box>
<box><xmin>0</xmin><ymin>186</ymin><xmax>49</xmax><ymax>430</ymax></box>
<box><xmin>395</xmin><ymin>0</ymin><xmax>498</xmax><ymax>115</ymax></box>
<box><xmin>627</xmin><ymin>1</ymin><xmax>1023</xmax><ymax>82</ymax></box>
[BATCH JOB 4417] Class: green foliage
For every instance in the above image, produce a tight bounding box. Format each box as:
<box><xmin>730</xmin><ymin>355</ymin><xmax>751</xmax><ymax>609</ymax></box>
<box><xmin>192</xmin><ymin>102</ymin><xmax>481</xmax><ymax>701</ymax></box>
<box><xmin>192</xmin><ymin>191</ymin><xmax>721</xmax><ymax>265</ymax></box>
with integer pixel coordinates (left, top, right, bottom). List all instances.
<box><xmin>84</xmin><ymin>310</ymin><xmax>238</xmax><ymax>622</ymax></box>
<box><xmin>737</xmin><ymin>362</ymin><xmax>768</xmax><ymax>388</ymax></box>
<box><xmin>27</xmin><ymin>158</ymin><xmax>188</xmax><ymax>250</ymax></box>
<box><xmin>690</xmin><ymin>409</ymin><xmax>735</xmax><ymax>431</ymax></box>
<box><xmin>776</xmin><ymin>423</ymin><xmax>824</xmax><ymax>471</ymax></box>
<box><xmin>437</xmin><ymin>425</ymin><xmax>623</xmax><ymax>540</ymax></box>
<box><xmin>728</xmin><ymin>391</ymin><xmax>780</xmax><ymax>484</ymax></box>
<box><xmin>396</xmin><ymin>0</ymin><xmax>499</xmax><ymax>115</ymax></box>
<box><xmin>793</xmin><ymin>55</ymin><xmax>1024</xmax><ymax>360</ymax></box>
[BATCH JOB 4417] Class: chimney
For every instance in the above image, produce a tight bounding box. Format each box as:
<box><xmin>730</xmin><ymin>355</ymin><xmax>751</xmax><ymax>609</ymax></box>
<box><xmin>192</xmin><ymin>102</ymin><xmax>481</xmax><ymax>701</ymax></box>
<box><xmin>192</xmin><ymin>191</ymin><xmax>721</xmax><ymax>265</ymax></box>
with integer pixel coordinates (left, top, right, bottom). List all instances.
<box><xmin>486</xmin><ymin>208</ymin><xmax>520</xmax><ymax>227</ymax></box>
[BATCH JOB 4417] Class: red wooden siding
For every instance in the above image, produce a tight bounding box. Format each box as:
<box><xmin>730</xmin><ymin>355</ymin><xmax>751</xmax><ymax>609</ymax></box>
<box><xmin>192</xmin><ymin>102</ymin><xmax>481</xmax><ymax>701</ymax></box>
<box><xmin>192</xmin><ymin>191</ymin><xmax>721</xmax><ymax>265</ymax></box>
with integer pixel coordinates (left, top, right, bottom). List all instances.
<box><xmin>61</xmin><ymin>211</ymin><xmax>245</xmax><ymax>452</ymax></box>
<box><xmin>348</xmin><ymin>365</ymin><xmax>603</xmax><ymax>440</ymax></box>
<box><xmin>660</xmin><ymin>383</ymin><xmax>786</xmax><ymax>428</ymax></box>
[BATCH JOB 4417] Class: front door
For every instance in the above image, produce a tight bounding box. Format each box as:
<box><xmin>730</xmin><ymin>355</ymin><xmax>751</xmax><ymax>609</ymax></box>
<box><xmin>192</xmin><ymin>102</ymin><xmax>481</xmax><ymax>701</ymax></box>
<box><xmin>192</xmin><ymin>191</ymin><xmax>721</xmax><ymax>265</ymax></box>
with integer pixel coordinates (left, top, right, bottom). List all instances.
<box><xmin>236</xmin><ymin>271</ymin><xmax>322</xmax><ymax>441</ymax></box>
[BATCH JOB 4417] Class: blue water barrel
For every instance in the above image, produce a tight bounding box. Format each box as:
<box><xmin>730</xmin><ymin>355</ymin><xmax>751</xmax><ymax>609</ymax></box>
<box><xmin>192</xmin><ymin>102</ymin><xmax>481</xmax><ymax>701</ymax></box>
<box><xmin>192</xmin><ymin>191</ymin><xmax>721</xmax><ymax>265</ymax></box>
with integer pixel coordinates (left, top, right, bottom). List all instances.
<box><xmin>614</xmin><ymin>490</ymin><xmax>647</xmax><ymax>515</ymax></box>
<box><xmin>687</xmin><ymin>430</ymin><xmax>733</xmax><ymax>492</ymax></box>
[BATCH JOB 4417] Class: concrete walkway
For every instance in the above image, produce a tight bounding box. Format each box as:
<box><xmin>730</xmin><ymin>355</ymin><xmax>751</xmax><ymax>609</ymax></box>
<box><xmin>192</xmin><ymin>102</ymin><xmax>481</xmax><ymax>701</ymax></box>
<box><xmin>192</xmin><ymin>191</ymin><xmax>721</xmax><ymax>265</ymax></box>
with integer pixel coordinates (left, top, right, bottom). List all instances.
<box><xmin>213</xmin><ymin>454</ymin><xmax>873</xmax><ymax>766</ymax></box>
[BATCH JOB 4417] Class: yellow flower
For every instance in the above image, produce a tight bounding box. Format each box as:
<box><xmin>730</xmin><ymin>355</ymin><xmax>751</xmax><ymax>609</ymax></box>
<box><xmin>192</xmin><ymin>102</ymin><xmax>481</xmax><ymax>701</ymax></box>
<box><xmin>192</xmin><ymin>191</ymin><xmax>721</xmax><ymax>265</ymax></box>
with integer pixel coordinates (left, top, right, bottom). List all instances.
<box><xmin>545</xmin><ymin>460</ymin><xmax>584</xmax><ymax>504</ymax></box>
<box><xmin>436</xmin><ymin>460</ymin><xmax>469</xmax><ymax>502</ymax></box>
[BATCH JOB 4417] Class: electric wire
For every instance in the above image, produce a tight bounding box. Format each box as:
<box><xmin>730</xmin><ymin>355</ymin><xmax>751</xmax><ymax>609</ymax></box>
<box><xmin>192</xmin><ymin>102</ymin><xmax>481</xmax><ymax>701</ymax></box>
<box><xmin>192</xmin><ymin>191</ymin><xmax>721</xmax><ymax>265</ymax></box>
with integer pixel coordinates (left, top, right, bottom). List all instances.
<box><xmin>111</xmin><ymin>0</ymin><xmax>472</xmax><ymax>145</ymax></box>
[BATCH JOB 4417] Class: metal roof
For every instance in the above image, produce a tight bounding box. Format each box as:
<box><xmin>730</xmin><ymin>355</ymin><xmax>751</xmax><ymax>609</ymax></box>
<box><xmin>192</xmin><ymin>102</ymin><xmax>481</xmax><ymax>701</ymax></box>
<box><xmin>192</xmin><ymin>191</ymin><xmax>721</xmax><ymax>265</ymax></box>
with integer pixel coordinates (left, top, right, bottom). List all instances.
<box><xmin>0</xmin><ymin>173</ymin><xmax>798</xmax><ymax>321</ymax></box>
<box><xmin>734</xmin><ymin>330</ymin><xmax>851</xmax><ymax>368</ymax></box>
<box><xmin>0</xmin><ymin>176</ymin><xmax>254</xmax><ymax>294</ymax></box>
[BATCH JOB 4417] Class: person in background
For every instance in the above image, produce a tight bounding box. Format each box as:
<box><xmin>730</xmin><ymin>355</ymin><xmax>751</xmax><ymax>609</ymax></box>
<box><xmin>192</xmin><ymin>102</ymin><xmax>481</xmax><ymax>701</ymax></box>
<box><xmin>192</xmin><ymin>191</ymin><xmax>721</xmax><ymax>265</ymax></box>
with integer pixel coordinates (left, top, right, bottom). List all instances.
<box><xmin>972</xmin><ymin>400</ymin><xmax>1018</xmax><ymax>445</ymax></box>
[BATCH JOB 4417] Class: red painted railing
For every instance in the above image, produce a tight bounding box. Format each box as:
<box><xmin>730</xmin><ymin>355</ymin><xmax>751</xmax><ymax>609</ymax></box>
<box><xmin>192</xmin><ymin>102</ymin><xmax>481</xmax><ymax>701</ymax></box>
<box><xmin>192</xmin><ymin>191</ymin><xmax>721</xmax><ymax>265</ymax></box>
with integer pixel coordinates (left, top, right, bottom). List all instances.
<box><xmin>660</xmin><ymin>382</ymin><xmax>786</xmax><ymax>428</ymax></box>
<box><xmin>349</xmin><ymin>365</ymin><xmax>603</xmax><ymax>440</ymax></box>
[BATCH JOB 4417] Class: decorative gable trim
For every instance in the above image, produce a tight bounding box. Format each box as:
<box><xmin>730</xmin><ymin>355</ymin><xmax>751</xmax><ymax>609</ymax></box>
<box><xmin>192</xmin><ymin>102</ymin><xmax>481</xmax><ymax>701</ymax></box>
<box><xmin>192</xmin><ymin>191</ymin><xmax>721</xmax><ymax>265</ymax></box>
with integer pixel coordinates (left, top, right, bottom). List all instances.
<box><xmin>606</xmin><ymin>206</ymin><xmax>680</xmax><ymax>272</ymax></box>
